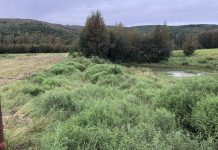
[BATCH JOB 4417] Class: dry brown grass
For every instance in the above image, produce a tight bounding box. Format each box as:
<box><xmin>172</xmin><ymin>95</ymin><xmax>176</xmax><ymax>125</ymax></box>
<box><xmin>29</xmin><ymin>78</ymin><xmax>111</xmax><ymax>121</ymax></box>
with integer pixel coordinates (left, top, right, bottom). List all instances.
<box><xmin>128</xmin><ymin>67</ymin><xmax>154</xmax><ymax>77</ymax></box>
<box><xmin>0</xmin><ymin>53</ymin><xmax>67</xmax><ymax>85</ymax></box>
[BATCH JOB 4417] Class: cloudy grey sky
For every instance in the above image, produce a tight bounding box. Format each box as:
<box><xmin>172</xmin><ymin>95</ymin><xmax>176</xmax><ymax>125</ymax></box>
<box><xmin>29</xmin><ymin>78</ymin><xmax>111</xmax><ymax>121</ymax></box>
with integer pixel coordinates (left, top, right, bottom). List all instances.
<box><xmin>0</xmin><ymin>0</ymin><xmax>218</xmax><ymax>26</ymax></box>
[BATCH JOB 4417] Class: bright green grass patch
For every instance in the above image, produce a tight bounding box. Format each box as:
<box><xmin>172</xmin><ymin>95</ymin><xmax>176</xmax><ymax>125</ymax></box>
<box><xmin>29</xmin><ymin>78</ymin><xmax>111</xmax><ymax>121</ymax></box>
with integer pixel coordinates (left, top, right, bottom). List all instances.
<box><xmin>163</xmin><ymin>49</ymin><xmax>218</xmax><ymax>70</ymax></box>
<box><xmin>1</xmin><ymin>54</ymin><xmax>218</xmax><ymax>150</ymax></box>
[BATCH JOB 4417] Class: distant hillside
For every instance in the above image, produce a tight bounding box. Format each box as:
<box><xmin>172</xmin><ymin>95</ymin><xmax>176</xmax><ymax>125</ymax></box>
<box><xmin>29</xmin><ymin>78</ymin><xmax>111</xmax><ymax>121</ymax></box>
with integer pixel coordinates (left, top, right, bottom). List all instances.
<box><xmin>64</xmin><ymin>24</ymin><xmax>218</xmax><ymax>35</ymax></box>
<box><xmin>0</xmin><ymin>19</ymin><xmax>81</xmax><ymax>53</ymax></box>
<box><xmin>0</xmin><ymin>18</ymin><xmax>81</xmax><ymax>34</ymax></box>
<box><xmin>1</xmin><ymin>18</ymin><xmax>218</xmax><ymax>53</ymax></box>
<box><xmin>128</xmin><ymin>24</ymin><xmax>218</xmax><ymax>49</ymax></box>
<box><xmin>129</xmin><ymin>24</ymin><xmax>218</xmax><ymax>35</ymax></box>
<box><xmin>0</xmin><ymin>18</ymin><xmax>80</xmax><ymax>42</ymax></box>
<box><xmin>1</xmin><ymin>19</ymin><xmax>218</xmax><ymax>38</ymax></box>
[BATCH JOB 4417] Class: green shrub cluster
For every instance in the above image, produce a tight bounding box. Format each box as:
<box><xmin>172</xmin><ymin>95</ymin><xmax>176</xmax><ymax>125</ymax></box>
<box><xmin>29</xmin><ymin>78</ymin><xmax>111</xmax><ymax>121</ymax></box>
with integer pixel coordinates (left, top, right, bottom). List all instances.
<box><xmin>84</xmin><ymin>64</ymin><xmax>129</xmax><ymax>86</ymax></box>
<box><xmin>192</xmin><ymin>96</ymin><xmax>218</xmax><ymax>137</ymax></box>
<box><xmin>157</xmin><ymin>76</ymin><xmax>218</xmax><ymax>138</ymax></box>
<box><xmin>1</xmin><ymin>55</ymin><xmax>217</xmax><ymax>150</ymax></box>
<box><xmin>78</xmin><ymin>11</ymin><xmax>172</xmax><ymax>63</ymax></box>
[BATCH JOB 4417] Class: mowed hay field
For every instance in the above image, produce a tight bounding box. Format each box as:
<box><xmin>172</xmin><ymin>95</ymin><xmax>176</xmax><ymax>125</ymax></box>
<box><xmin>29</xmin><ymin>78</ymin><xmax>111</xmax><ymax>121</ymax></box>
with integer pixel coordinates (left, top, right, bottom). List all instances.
<box><xmin>0</xmin><ymin>53</ymin><xmax>67</xmax><ymax>85</ymax></box>
<box><xmin>0</xmin><ymin>50</ymin><xmax>217</xmax><ymax>150</ymax></box>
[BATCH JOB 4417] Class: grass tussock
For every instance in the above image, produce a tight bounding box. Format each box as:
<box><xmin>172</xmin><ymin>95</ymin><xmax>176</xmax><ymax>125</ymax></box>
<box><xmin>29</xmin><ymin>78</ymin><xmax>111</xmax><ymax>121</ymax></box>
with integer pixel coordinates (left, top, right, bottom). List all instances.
<box><xmin>0</xmin><ymin>54</ymin><xmax>218</xmax><ymax>150</ymax></box>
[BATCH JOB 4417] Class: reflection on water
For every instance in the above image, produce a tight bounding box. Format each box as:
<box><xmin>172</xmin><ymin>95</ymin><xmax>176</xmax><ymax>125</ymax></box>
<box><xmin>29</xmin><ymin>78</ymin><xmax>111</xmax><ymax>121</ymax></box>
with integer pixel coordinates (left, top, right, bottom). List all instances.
<box><xmin>167</xmin><ymin>71</ymin><xmax>204</xmax><ymax>77</ymax></box>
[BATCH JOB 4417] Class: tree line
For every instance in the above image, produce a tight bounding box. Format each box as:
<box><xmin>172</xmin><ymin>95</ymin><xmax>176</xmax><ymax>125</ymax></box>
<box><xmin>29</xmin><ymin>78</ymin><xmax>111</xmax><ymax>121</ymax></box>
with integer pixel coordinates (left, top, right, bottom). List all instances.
<box><xmin>77</xmin><ymin>11</ymin><xmax>218</xmax><ymax>60</ymax></box>
<box><xmin>0</xmin><ymin>22</ymin><xmax>76</xmax><ymax>53</ymax></box>
<box><xmin>78</xmin><ymin>11</ymin><xmax>173</xmax><ymax>63</ymax></box>
<box><xmin>174</xmin><ymin>30</ymin><xmax>218</xmax><ymax>51</ymax></box>
<box><xmin>199</xmin><ymin>30</ymin><xmax>218</xmax><ymax>48</ymax></box>
<box><xmin>0</xmin><ymin>13</ymin><xmax>218</xmax><ymax>57</ymax></box>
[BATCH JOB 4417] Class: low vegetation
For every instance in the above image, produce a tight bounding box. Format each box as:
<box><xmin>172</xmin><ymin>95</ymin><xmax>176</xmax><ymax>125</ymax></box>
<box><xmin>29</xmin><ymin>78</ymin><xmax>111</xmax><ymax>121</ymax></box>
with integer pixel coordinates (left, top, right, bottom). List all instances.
<box><xmin>0</xmin><ymin>53</ymin><xmax>66</xmax><ymax>85</ymax></box>
<box><xmin>134</xmin><ymin>49</ymin><xmax>218</xmax><ymax>71</ymax></box>
<box><xmin>1</xmin><ymin>10</ymin><xmax>218</xmax><ymax>150</ymax></box>
<box><xmin>1</xmin><ymin>52</ymin><xmax>217</xmax><ymax>149</ymax></box>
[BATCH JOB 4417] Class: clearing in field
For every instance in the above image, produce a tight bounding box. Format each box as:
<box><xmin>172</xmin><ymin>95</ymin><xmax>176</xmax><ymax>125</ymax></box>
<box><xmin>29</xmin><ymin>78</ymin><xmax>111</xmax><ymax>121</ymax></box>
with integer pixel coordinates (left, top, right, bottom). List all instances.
<box><xmin>0</xmin><ymin>53</ymin><xmax>67</xmax><ymax>85</ymax></box>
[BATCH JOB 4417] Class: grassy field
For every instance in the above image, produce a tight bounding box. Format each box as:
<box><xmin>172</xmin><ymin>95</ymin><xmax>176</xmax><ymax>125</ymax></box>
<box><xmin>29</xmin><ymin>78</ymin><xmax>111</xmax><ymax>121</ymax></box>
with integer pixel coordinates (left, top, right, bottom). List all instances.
<box><xmin>0</xmin><ymin>53</ymin><xmax>67</xmax><ymax>85</ymax></box>
<box><xmin>128</xmin><ymin>49</ymin><xmax>218</xmax><ymax>72</ymax></box>
<box><xmin>0</xmin><ymin>50</ymin><xmax>218</xmax><ymax>149</ymax></box>
<box><xmin>166</xmin><ymin>49</ymin><xmax>218</xmax><ymax>69</ymax></box>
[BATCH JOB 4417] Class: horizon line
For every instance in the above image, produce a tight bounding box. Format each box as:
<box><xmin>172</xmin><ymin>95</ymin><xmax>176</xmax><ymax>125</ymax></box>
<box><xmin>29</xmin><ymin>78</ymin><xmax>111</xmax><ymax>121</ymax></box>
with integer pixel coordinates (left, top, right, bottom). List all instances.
<box><xmin>1</xmin><ymin>18</ymin><xmax>218</xmax><ymax>27</ymax></box>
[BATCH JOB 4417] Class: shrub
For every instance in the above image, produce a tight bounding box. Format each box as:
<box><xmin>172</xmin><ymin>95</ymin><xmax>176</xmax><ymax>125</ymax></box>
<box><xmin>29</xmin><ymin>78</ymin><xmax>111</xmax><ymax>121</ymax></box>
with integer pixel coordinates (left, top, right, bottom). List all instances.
<box><xmin>31</xmin><ymin>74</ymin><xmax>46</xmax><ymax>84</ymax></box>
<box><xmin>128</xmin><ymin>123</ymin><xmax>157</xmax><ymax>144</ymax></box>
<box><xmin>199</xmin><ymin>29</ymin><xmax>218</xmax><ymax>49</ymax></box>
<box><xmin>41</xmin><ymin>98</ymin><xmax>151</xmax><ymax>150</ymax></box>
<box><xmin>107</xmin><ymin>24</ymin><xmax>142</xmax><ymax>62</ymax></box>
<box><xmin>43</xmin><ymin>77</ymin><xmax>68</xmax><ymax>87</ymax></box>
<box><xmin>42</xmin><ymin>124</ymin><xmax>118</xmax><ymax>150</ymax></box>
<box><xmin>85</xmin><ymin>64</ymin><xmax>128</xmax><ymax>86</ymax></box>
<box><xmin>162</xmin><ymin>131</ymin><xmax>201</xmax><ymax>150</ymax></box>
<box><xmin>157</xmin><ymin>76</ymin><xmax>218</xmax><ymax>131</ymax></box>
<box><xmin>22</xmin><ymin>83</ymin><xmax>45</xmax><ymax>96</ymax></box>
<box><xmin>75</xmin><ymin>99</ymin><xmax>142</xmax><ymax>128</ymax></box>
<box><xmin>119</xmin><ymin>77</ymin><xmax>136</xmax><ymax>90</ymax></box>
<box><xmin>151</xmin><ymin>108</ymin><xmax>176</xmax><ymax>133</ymax></box>
<box><xmin>191</xmin><ymin>96</ymin><xmax>218</xmax><ymax>137</ymax></box>
<box><xmin>129</xmin><ymin>77</ymin><xmax>162</xmax><ymax>104</ymax></box>
<box><xmin>183</xmin><ymin>34</ymin><xmax>198</xmax><ymax>56</ymax></box>
<box><xmin>49</xmin><ymin>65</ymin><xmax>78</xmax><ymax>75</ymax></box>
<box><xmin>63</xmin><ymin>61</ymin><xmax>86</xmax><ymax>72</ymax></box>
<box><xmin>181</xmin><ymin>61</ymin><xmax>189</xmax><ymax>66</ymax></box>
<box><xmin>39</xmin><ymin>90</ymin><xmax>76</xmax><ymax>117</ymax></box>
<box><xmin>140</xmin><ymin>25</ymin><xmax>172</xmax><ymax>62</ymax></box>
<box><xmin>71</xmin><ymin>56</ymin><xmax>94</xmax><ymax>67</ymax></box>
<box><xmin>50</xmin><ymin>66</ymin><xmax>69</xmax><ymax>75</ymax></box>
<box><xmin>90</xmin><ymin>56</ymin><xmax>111</xmax><ymax>64</ymax></box>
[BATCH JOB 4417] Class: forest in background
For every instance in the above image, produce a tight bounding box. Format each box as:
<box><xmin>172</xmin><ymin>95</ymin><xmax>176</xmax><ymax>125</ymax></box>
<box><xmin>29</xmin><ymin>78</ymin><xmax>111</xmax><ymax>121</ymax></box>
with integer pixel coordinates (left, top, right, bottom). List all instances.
<box><xmin>0</xmin><ymin>12</ymin><xmax>218</xmax><ymax>150</ymax></box>
<box><xmin>1</xmin><ymin>18</ymin><xmax>218</xmax><ymax>53</ymax></box>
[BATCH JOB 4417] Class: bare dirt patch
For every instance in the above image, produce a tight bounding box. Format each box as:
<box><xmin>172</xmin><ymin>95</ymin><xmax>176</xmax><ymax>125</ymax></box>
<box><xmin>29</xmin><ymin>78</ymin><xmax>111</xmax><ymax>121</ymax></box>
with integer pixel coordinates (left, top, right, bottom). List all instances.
<box><xmin>0</xmin><ymin>53</ymin><xmax>67</xmax><ymax>85</ymax></box>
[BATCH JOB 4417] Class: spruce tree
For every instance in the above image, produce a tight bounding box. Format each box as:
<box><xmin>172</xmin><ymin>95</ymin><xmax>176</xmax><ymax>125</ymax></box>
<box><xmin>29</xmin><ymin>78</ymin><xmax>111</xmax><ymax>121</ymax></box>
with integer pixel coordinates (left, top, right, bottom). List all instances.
<box><xmin>141</xmin><ymin>24</ymin><xmax>172</xmax><ymax>62</ymax></box>
<box><xmin>79</xmin><ymin>11</ymin><xmax>109</xmax><ymax>57</ymax></box>
<box><xmin>183</xmin><ymin>34</ymin><xmax>198</xmax><ymax>56</ymax></box>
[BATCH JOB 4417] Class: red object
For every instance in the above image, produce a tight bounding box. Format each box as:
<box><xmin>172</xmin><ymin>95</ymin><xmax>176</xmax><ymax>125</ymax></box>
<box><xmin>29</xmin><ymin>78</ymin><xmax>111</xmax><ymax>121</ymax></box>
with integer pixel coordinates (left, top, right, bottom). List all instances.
<box><xmin>0</xmin><ymin>100</ymin><xmax>5</xmax><ymax>150</ymax></box>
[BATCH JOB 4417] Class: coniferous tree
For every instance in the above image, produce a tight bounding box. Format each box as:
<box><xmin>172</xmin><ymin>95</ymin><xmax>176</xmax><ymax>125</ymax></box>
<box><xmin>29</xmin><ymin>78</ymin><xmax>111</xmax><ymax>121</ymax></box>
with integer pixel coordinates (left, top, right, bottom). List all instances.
<box><xmin>183</xmin><ymin>34</ymin><xmax>198</xmax><ymax>56</ymax></box>
<box><xmin>199</xmin><ymin>30</ymin><xmax>218</xmax><ymax>48</ymax></box>
<box><xmin>79</xmin><ymin>11</ymin><xmax>109</xmax><ymax>58</ymax></box>
<box><xmin>108</xmin><ymin>24</ymin><xmax>142</xmax><ymax>62</ymax></box>
<box><xmin>141</xmin><ymin>24</ymin><xmax>172</xmax><ymax>62</ymax></box>
<box><xmin>108</xmin><ymin>24</ymin><xmax>128</xmax><ymax>62</ymax></box>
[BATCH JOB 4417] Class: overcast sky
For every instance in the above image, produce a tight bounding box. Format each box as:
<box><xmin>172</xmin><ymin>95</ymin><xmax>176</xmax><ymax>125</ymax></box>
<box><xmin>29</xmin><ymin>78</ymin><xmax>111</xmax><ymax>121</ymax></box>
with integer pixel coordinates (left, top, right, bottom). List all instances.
<box><xmin>0</xmin><ymin>0</ymin><xmax>218</xmax><ymax>26</ymax></box>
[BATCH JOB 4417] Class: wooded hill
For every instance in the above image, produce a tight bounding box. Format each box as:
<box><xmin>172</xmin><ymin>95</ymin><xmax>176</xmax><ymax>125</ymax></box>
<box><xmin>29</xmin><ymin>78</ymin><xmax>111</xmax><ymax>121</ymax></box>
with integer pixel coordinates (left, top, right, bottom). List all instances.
<box><xmin>0</xmin><ymin>19</ymin><xmax>79</xmax><ymax>53</ymax></box>
<box><xmin>0</xmin><ymin>18</ymin><xmax>218</xmax><ymax>53</ymax></box>
<box><xmin>130</xmin><ymin>24</ymin><xmax>218</xmax><ymax>49</ymax></box>
<box><xmin>130</xmin><ymin>24</ymin><xmax>218</xmax><ymax>35</ymax></box>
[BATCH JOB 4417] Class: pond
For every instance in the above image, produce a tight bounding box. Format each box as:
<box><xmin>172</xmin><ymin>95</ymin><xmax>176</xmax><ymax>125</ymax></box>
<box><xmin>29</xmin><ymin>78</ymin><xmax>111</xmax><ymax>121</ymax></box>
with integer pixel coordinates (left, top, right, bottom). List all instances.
<box><xmin>167</xmin><ymin>71</ymin><xmax>205</xmax><ymax>77</ymax></box>
<box><xmin>147</xmin><ymin>66</ymin><xmax>207</xmax><ymax>77</ymax></box>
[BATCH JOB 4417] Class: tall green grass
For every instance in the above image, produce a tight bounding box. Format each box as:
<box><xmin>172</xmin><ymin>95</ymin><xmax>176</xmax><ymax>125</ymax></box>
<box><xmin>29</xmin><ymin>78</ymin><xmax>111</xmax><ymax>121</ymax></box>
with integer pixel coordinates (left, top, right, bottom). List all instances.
<box><xmin>1</xmin><ymin>54</ymin><xmax>217</xmax><ymax>150</ymax></box>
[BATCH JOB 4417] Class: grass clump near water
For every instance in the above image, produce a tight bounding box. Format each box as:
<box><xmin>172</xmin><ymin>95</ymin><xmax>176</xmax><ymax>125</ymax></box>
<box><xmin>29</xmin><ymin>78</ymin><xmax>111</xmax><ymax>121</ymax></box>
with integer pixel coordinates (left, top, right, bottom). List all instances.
<box><xmin>1</xmin><ymin>54</ymin><xmax>218</xmax><ymax>150</ymax></box>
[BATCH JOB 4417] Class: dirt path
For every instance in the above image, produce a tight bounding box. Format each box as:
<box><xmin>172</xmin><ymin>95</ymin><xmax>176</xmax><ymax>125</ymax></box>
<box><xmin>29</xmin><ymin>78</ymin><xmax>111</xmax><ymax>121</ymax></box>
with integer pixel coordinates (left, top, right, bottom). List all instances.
<box><xmin>0</xmin><ymin>53</ymin><xmax>67</xmax><ymax>85</ymax></box>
